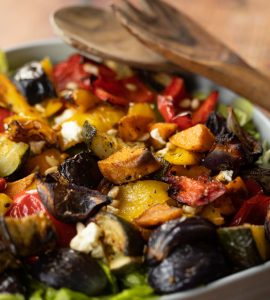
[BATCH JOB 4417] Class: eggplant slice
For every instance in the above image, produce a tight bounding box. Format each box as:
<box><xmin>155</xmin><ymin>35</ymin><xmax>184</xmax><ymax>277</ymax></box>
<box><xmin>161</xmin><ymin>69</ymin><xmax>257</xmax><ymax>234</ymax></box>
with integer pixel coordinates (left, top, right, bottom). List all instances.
<box><xmin>31</xmin><ymin>248</ymin><xmax>108</xmax><ymax>296</ymax></box>
<box><xmin>37</xmin><ymin>178</ymin><xmax>111</xmax><ymax>223</ymax></box>
<box><xmin>58</xmin><ymin>151</ymin><xmax>103</xmax><ymax>189</ymax></box>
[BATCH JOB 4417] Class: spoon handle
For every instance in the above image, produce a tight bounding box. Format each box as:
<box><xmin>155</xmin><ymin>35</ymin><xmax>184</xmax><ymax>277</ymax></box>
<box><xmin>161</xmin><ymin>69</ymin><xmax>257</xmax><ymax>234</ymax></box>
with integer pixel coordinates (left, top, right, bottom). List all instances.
<box><xmin>112</xmin><ymin>0</ymin><xmax>270</xmax><ymax>111</ymax></box>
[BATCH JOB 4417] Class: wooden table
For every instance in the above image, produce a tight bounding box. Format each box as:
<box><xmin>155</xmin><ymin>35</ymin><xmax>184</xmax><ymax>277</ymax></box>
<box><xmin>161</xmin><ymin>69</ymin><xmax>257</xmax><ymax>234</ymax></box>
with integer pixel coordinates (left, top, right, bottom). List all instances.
<box><xmin>1</xmin><ymin>0</ymin><xmax>270</xmax><ymax>79</ymax></box>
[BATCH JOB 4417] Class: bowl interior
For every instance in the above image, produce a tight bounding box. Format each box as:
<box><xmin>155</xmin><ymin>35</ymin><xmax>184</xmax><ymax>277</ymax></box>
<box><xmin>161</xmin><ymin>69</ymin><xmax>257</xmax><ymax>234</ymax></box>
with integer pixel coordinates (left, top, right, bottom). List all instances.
<box><xmin>5</xmin><ymin>39</ymin><xmax>270</xmax><ymax>300</ymax></box>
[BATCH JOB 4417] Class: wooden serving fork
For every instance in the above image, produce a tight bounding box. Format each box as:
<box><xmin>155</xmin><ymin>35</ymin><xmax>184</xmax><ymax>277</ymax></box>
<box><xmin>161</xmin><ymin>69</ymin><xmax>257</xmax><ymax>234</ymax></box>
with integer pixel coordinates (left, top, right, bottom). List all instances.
<box><xmin>112</xmin><ymin>0</ymin><xmax>270</xmax><ymax>111</ymax></box>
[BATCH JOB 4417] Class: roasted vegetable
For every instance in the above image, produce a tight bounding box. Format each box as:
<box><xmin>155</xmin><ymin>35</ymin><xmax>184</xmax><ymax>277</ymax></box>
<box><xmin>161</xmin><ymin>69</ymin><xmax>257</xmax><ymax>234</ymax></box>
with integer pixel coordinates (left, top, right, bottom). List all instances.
<box><xmin>94</xmin><ymin>212</ymin><xmax>144</xmax><ymax>272</ymax></box>
<box><xmin>98</xmin><ymin>147</ymin><xmax>160</xmax><ymax>184</ymax></box>
<box><xmin>149</xmin><ymin>122</ymin><xmax>177</xmax><ymax>149</ymax></box>
<box><xmin>117</xmin><ymin>180</ymin><xmax>170</xmax><ymax>221</ymax></box>
<box><xmin>5</xmin><ymin>173</ymin><xmax>37</xmax><ymax>198</ymax></box>
<box><xmin>163</xmin><ymin>146</ymin><xmax>202</xmax><ymax>165</ymax></box>
<box><xmin>0</xmin><ymin>271</ymin><xmax>25</xmax><ymax>295</ymax></box>
<box><xmin>31</xmin><ymin>248</ymin><xmax>109</xmax><ymax>296</ymax></box>
<box><xmin>37</xmin><ymin>179</ymin><xmax>111</xmax><ymax>223</ymax></box>
<box><xmin>218</xmin><ymin>226</ymin><xmax>262</xmax><ymax>270</ymax></box>
<box><xmin>168</xmin><ymin>165</ymin><xmax>211</xmax><ymax>179</ymax></box>
<box><xmin>148</xmin><ymin>242</ymin><xmax>227</xmax><ymax>294</ymax></box>
<box><xmin>0</xmin><ymin>74</ymin><xmax>41</xmax><ymax>118</ymax></box>
<box><xmin>13</xmin><ymin>61</ymin><xmax>56</xmax><ymax>105</ymax></box>
<box><xmin>0</xmin><ymin>213</ymin><xmax>56</xmax><ymax>257</ymax></box>
<box><xmin>226</xmin><ymin>108</ymin><xmax>262</xmax><ymax>163</ymax></box>
<box><xmin>25</xmin><ymin>148</ymin><xmax>67</xmax><ymax>176</ymax></box>
<box><xmin>166</xmin><ymin>175</ymin><xmax>226</xmax><ymax>207</ymax></box>
<box><xmin>135</xmin><ymin>203</ymin><xmax>183</xmax><ymax>228</ymax></box>
<box><xmin>0</xmin><ymin>135</ymin><xmax>29</xmax><ymax>178</ymax></box>
<box><xmin>170</xmin><ymin>124</ymin><xmax>215</xmax><ymax>152</ymax></box>
<box><xmin>0</xmin><ymin>193</ymin><xmax>12</xmax><ymax>216</ymax></box>
<box><xmin>59</xmin><ymin>151</ymin><xmax>103</xmax><ymax>188</ymax></box>
<box><xmin>6</xmin><ymin>115</ymin><xmax>57</xmax><ymax>145</ymax></box>
<box><xmin>118</xmin><ymin>115</ymin><xmax>153</xmax><ymax>142</ymax></box>
<box><xmin>206</xmin><ymin>111</ymin><xmax>229</xmax><ymax>136</ymax></box>
<box><xmin>146</xmin><ymin>217</ymin><xmax>216</xmax><ymax>265</ymax></box>
<box><xmin>203</xmin><ymin>139</ymin><xmax>245</xmax><ymax>172</ymax></box>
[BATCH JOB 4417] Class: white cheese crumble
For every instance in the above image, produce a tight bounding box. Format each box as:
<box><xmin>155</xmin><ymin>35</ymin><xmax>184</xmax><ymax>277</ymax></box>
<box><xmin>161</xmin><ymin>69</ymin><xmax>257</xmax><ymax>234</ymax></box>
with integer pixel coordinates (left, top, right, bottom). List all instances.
<box><xmin>216</xmin><ymin>170</ymin><xmax>234</xmax><ymax>183</ymax></box>
<box><xmin>191</xmin><ymin>98</ymin><xmax>200</xmax><ymax>110</ymax></box>
<box><xmin>83</xmin><ymin>63</ymin><xmax>99</xmax><ymax>76</ymax></box>
<box><xmin>150</xmin><ymin>128</ymin><xmax>166</xmax><ymax>145</ymax></box>
<box><xmin>107</xmin><ymin>129</ymin><xmax>118</xmax><ymax>136</ymax></box>
<box><xmin>54</xmin><ymin>109</ymin><xmax>75</xmax><ymax>125</ymax></box>
<box><xmin>70</xmin><ymin>222</ymin><xmax>104</xmax><ymax>258</ymax></box>
<box><xmin>61</xmin><ymin>121</ymin><xmax>83</xmax><ymax>146</ymax></box>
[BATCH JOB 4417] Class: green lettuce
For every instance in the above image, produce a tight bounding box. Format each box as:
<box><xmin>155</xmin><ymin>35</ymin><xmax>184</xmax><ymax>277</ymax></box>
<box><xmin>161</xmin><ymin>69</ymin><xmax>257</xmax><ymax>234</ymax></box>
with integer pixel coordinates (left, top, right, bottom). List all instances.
<box><xmin>0</xmin><ymin>50</ymin><xmax>8</xmax><ymax>74</ymax></box>
<box><xmin>0</xmin><ymin>294</ymin><xmax>24</xmax><ymax>300</ymax></box>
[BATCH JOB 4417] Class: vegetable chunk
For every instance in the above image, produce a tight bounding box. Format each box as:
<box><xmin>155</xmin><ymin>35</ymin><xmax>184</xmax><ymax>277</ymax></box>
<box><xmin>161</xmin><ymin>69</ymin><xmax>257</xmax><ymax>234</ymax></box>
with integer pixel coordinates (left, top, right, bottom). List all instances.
<box><xmin>170</xmin><ymin>124</ymin><xmax>215</xmax><ymax>152</ymax></box>
<box><xmin>98</xmin><ymin>147</ymin><xmax>160</xmax><ymax>184</ymax></box>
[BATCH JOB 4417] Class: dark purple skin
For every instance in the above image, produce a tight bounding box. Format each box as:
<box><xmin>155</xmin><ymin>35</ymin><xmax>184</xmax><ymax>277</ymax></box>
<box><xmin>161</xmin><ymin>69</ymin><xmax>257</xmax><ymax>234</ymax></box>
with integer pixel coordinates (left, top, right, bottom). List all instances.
<box><xmin>58</xmin><ymin>151</ymin><xmax>103</xmax><ymax>189</ymax></box>
<box><xmin>146</xmin><ymin>217</ymin><xmax>216</xmax><ymax>266</ymax></box>
<box><xmin>148</xmin><ymin>242</ymin><xmax>228</xmax><ymax>294</ymax></box>
<box><xmin>31</xmin><ymin>248</ymin><xmax>108</xmax><ymax>296</ymax></box>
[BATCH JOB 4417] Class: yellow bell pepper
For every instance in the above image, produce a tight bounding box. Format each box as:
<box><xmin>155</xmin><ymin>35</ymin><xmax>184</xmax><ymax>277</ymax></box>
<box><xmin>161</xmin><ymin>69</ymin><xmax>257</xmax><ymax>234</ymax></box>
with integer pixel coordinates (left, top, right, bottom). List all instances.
<box><xmin>0</xmin><ymin>193</ymin><xmax>12</xmax><ymax>215</ymax></box>
<box><xmin>128</xmin><ymin>103</ymin><xmax>156</xmax><ymax>120</ymax></box>
<box><xmin>117</xmin><ymin>180</ymin><xmax>170</xmax><ymax>221</ymax></box>
<box><xmin>164</xmin><ymin>147</ymin><xmax>201</xmax><ymax>165</ymax></box>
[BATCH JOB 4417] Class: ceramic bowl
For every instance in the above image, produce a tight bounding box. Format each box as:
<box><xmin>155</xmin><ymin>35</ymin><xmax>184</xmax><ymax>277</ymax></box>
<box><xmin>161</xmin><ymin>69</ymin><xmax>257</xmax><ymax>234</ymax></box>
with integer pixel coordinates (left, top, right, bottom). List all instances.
<box><xmin>5</xmin><ymin>39</ymin><xmax>270</xmax><ymax>300</ymax></box>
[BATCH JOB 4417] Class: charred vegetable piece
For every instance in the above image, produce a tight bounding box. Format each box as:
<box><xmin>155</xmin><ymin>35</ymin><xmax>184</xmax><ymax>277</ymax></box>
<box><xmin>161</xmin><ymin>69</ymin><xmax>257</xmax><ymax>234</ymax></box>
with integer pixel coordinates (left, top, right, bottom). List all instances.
<box><xmin>0</xmin><ymin>242</ymin><xmax>17</xmax><ymax>273</ymax></box>
<box><xmin>166</xmin><ymin>175</ymin><xmax>226</xmax><ymax>207</ymax></box>
<box><xmin>218</xmin><ymin>226</ymin><xmax>261</xmax><ymax>270</ymax></box>
<box><xmin>226</xmin><ymin>108</ymin><xmax>262</xmax><ymax>163</ymax></box>
<box><xmin>203</xmin><ymin>140</ymin><xmax>245</xmax><ymax>172</ymax></box>
<box><xmin>0</xmin><ymin>213</ymin><xmax>56</xmax><ymax>257</ymax></box>
<box><xmin>147</xmin><ymin>217</ymin><xmax>216</xmax><ymax>265</ymax></box>
<box><xmin>6</xmin><ymin>115</ymin><xmax>57</xmax><ymax>145</ymax></box>
<box><xmin>148</xmin><ymin>242</ymin><xmax>227</xmax><ymax>294</ymax></box>
<box><xmin>0</xmin><ymin>271</ymin><xmax>25</xmax><ymax>295</ymax></box>
<box><xmin>206</xmin><ymin>111</ymin><xmax>229</xmax><ymax>136</ymax></box>
<box><xmin>13</xmin><ymin>61</ymin><xmax>56</xmax><ymax>105</ymax></box>
<box><xmin>264</xmin><ymin>205</ymin><xmax>270</xmax><ymax>242</ymax></box>
<box><xmin>135</xmin><ymin>203</ymin><xmax>183</xmax><ymax>228</ymax></box>
<box><xmin>31</xmin><ymin>248</ymin><xmax>108</xmax><ymax>296</ymax></box>
<box><xmin>98</xmin><ymin>147</ymin><xmax>160</xmax><ymax>184</ymax></box>
<box><xmin>59</xmin><ymin>151</ymin><xmax>103</xmax><ymax>189</ymax></box>
<box><xmin>37</xmin><ymin>179</ymin><xmax>111</xmax><ymax>223</ymax></box>
<box><xmin>241</xmin><ymin>166</ymin><xmax>270</xmax><ymax>194</ymax></box>
<box><xmin>0</xmin><ymin>135</ymin><xmax>29</xmax><ymax>178</ymax></box>
<box><xmin>94</xmin><ymin>212</ymin><xmax>145</xmax><ymax>272</ymax></box>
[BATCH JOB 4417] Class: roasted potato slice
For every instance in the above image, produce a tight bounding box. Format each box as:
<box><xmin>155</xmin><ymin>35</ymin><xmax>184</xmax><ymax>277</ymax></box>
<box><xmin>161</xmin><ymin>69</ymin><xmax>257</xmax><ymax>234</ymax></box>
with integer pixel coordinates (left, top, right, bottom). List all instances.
<box><xmin>98</xmin><ymin>147</ymin><xmax>160</xmax><ymax>184</ymax></box>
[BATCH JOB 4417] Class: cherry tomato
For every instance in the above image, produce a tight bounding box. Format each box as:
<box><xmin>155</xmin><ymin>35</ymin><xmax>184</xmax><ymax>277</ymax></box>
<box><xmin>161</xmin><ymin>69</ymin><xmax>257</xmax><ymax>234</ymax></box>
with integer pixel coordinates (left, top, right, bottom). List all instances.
<box><xmin>6</xmin><ymin>190</ymin><xmax>76</xmax><ymax>247</ymax></box>
<box><xmin>0</xmin><ymin>178</ymin><xmax>7</xmax><ymax>192</ymax></box>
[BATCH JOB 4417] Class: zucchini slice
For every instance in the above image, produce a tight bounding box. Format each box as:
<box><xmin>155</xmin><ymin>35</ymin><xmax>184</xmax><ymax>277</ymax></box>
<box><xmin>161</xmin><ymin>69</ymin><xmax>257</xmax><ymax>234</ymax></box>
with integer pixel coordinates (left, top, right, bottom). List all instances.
<box><xmin>218</xmin><ymin>226</ymin><xmax>262</xmax><ymax>270</ymax></box>
<box><xmin>0</xmin><ymin>135</ymin><xmax>29</xmax><ymax>178</ymax></box>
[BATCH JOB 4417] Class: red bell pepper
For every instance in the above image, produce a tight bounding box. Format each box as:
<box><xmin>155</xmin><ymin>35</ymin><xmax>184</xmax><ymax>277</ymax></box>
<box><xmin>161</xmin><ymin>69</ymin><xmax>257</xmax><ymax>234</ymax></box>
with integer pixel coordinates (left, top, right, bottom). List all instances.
<box><xmin>6</xmin><ymin>190</ymin><xmax>76</xmax><ymax>247</ymax></box>
<box><xmin>52</xmin><ymin>54</ymin><xmax>116</xmax><ymax>92</ymax></box>
<box><xmin>93</xmin><ymin>75</ymin><xmax>155</xmax><ymax>106</ymax></box>
<box><xmin>231</xmin><ymin>192</ymin><xmax>270</xmax><ymax>226</ymax></box>
<box><xmin>192</xmin><ymin>91</ymin><xmax>218</xmax><ymax>125</ymax></box>
<box><xmin>157</xmin><ymin>77</ymin><xmax>189</xmax><ymax>128</ymax></box>
<box><xmin>166</xmin><ymin>175</ymin><xmax>226</xmax><ymax>207</ymax></box>
<box><xmin>0</xmin><ymin>107</ymin><xmax>12</xmax><ymax>132</ymax></box>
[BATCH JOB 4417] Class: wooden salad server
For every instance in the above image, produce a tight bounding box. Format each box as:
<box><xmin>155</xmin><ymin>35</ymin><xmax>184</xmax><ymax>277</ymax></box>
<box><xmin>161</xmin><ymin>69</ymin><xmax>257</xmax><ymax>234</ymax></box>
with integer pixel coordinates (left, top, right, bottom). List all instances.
<box><xmin>112</xmin><ymin>0</ymin><xmax>270</xmax><ymax>111</ymax></box>
<box><xmin>51</xmin><ymin>5</ymin><xmax>177</xmax><ymax>71</ymax></box>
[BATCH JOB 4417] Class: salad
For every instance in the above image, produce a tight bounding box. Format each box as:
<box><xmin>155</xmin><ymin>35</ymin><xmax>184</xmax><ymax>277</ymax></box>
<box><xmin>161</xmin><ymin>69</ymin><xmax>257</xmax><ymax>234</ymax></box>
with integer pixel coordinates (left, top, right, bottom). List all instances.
<box><xmin>0</xmin><ymin>50</ymin><xmax>270</xmax><ymax>300</ymax></box>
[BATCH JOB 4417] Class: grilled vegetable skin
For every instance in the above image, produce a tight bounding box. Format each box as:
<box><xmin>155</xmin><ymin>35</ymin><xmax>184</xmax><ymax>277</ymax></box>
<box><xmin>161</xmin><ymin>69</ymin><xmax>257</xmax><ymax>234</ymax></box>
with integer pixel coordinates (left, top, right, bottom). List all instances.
<box><xmin>31</xmin><ymin>248</ymin><xmax>109</xmax><ymax>296</ymax></box>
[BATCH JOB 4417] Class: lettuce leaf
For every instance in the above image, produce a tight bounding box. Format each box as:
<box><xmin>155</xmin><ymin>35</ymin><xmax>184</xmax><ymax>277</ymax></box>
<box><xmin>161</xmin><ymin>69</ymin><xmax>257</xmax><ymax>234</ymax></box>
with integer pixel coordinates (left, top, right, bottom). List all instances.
<box><xmin>0</xmin><ymin>50</ymin><xmax>8</xmax><ymax>74</ymax></box>
<box><xmin>0</xmin><ymin>294</ymin><xmax>24</xmax><ymax>300</ymax></box>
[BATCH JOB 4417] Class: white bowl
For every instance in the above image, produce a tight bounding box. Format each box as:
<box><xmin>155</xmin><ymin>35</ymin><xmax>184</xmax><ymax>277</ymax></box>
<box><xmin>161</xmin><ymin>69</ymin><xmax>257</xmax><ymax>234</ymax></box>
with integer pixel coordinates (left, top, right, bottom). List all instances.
<box><xmin>5</xmin><ymin>39</ymin><xmax>270</xmax><ymax>300</ymax></box>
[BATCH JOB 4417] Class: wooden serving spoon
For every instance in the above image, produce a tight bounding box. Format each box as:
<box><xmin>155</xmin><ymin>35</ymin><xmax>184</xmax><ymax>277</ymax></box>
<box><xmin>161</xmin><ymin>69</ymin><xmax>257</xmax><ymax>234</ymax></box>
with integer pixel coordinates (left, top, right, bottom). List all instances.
<box><xmin>51</xmin><ymin>5</ymin><xmax>177</xmax><ymax>71</ymax></box>
<box><xmin>112</xmin><ymin>0</ymin><xmax>270</xmax><ymax>111</ymax></box>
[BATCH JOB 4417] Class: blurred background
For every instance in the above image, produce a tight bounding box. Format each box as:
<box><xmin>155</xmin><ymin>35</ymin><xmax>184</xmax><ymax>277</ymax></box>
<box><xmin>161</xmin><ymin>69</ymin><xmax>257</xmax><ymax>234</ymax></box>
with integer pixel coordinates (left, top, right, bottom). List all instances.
<box><xmin>1</xmin><ymin>0</ymin><xmax>269</xmax><ymax>76</ymax></box>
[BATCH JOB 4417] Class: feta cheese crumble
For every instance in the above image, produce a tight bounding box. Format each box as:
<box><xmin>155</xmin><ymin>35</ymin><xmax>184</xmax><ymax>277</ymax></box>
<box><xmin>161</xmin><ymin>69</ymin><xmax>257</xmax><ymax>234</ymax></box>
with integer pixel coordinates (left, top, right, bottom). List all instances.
<box><xmin>70</xmin><ymin>222</ymin><xmax>104</xmax><ymax>258</ymax></box>
<box><xmin>61</xmin><ymin>121</ymin><xmax>83</xmax><ymax>146</ymax></box>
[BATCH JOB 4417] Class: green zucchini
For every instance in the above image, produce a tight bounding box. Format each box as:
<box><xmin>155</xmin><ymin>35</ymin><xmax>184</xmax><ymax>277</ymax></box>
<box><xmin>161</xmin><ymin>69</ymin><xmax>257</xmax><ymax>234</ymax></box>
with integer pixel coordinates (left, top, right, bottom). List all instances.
<box><xmin>0</xmin><ymin>135</ymin><xmax>29</xmax><ymax>178</ymax></box>
<box><xmin>218</xmin><ymin>226</ymin><xmax>262</xmax><ymax>270</ymax></box>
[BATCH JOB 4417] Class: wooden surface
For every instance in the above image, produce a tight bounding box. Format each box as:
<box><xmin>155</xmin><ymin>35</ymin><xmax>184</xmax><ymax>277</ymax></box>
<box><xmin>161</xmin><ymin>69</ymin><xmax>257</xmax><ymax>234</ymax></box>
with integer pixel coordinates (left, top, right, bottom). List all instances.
<box><xmin>1</xmin><ymin>0</ymin><xmax>270</xmax><ymax>78</ymax></box>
